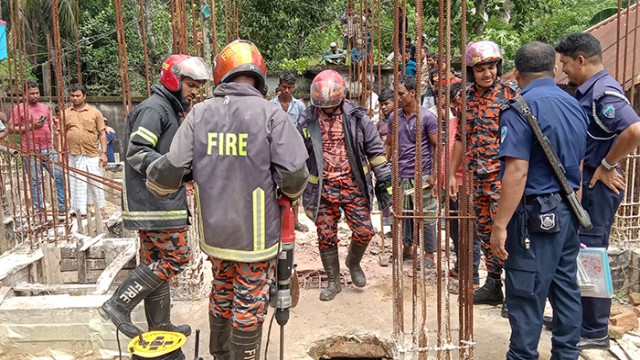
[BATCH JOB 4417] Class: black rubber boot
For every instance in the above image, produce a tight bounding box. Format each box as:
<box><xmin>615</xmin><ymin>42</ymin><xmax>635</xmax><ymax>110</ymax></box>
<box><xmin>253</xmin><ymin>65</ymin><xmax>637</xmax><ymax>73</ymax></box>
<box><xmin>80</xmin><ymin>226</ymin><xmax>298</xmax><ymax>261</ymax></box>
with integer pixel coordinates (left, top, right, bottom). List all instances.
<box><xmin>99</xmin><ymin>265</ymin><xmax>164</xmax><ymax>338</ymax></box>
<box><xmin>144</xmin><ymin>281</ymin><xmax>191</xmax><ymax>336</ymax></box>
<box><xmin>500</xmin><ymin>300</ymin><xmax>508</xmax><ymax>318</ymax></box>
<box><xmin>231</xmin><ymin>324</ymin><xmax>262</xmax><ymax>360</ymax></box>
<box><xmin>473</xmin><ymin>277</ymin><xmax>504</xmax><ymax>305</ymax></box>
<box><xmin>319</xmin><ymin>246</ymin><xmax>342</xmax><ymax>301</ymax></box>
<box><xmin>210</xmin><ymin>315</ymin><xmax>232</xmax><ymax>360</ymax></box>
<box><xmin>345</xmin><ymin>241</ymin><xmax>368</xmax><ymax>287</ymax></box>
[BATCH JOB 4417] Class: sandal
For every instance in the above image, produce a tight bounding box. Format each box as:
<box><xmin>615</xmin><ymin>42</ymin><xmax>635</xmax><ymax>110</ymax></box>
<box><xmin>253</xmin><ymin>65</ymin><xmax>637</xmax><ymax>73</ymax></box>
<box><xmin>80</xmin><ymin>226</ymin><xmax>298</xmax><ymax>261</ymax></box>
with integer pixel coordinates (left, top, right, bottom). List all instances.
<box><xmin>449</xmin><ymin>269</ymin><xmax>459</xmax><ymax>279</ymax></box>
<box><xmin>294</xmin><ymin>223</ymin><xmax>309</xmax><ymax>232</ymax></box>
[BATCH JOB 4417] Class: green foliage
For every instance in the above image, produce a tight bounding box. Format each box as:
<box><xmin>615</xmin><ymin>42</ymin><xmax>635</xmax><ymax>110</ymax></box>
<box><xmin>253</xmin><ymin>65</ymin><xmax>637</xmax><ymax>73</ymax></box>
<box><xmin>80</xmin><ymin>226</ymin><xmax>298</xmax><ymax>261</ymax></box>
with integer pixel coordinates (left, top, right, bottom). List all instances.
<box><xmin>0</xmin><ymin>0</ymin><xmax>630</xmax><ymax>96</ymax></box>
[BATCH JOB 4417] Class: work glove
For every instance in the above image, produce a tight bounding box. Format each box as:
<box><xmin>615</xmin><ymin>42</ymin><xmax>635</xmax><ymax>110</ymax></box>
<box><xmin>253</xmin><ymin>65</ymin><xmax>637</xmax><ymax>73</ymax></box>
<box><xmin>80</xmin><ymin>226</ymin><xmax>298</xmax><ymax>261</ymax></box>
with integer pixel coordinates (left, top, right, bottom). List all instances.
<box><xmin>375</xmin><ymin>175</ymin><xmax>392</xmax><ymax>211</ymax></box>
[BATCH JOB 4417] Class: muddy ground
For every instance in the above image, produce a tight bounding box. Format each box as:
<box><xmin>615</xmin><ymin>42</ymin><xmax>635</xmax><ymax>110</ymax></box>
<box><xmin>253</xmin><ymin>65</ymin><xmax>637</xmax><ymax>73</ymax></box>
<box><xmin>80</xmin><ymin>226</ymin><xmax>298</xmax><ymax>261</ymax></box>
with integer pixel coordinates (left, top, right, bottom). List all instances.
<box><xmin>167</xmin><ymin>212</ymin><xmax>619</xmax><ymax>360</ymax></box>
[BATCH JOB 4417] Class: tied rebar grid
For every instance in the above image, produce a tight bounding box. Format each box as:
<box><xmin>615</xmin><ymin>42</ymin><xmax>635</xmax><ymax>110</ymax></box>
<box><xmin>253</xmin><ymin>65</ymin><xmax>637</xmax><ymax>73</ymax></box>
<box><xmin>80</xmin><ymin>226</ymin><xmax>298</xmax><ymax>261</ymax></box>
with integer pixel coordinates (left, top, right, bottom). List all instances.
<box><xmin>390</xmin><ymin>1</ymin><xmax>474</xmax><ymax>358</ymax></box>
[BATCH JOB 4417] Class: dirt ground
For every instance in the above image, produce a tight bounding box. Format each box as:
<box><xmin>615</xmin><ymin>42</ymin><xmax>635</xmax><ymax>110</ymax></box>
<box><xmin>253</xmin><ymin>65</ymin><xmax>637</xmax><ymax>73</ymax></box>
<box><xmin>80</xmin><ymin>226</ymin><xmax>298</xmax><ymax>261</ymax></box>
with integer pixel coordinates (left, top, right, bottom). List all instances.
<box><xmin>167</xmin><ymin>211</ymin><xmax>619</xmax><ymax>360</ymax></box>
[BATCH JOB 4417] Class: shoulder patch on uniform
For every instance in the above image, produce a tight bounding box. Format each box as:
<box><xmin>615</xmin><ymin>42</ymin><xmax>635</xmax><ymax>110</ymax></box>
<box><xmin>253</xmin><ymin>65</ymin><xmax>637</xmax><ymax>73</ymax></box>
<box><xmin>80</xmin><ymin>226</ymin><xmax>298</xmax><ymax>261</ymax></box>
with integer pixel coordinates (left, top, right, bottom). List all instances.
<box><xmin>602</xmin><ymin>104</ymin><xmax>615</xmax><ymax>119</ymax></box>
<box><xmin>500</xmin><ymin>126</ymin><xmax>508</xmax><ymax>143</ymax></box>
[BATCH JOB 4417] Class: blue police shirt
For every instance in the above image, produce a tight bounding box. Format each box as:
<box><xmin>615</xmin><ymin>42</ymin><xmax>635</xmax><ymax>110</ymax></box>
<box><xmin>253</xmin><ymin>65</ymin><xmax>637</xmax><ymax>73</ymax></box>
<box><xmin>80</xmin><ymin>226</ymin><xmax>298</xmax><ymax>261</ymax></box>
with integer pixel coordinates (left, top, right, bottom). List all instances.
<box><xmin>499</xmin><ymin>77</ymin><xmax>589</xmax><ymax>195</ymax></box>
<box><xmin>271</xmin><ymin>96</ymin><xmax>306</xmax><ymax>126</ymax></box>
<box><xmin>575</xmin><ymin>69</ymin><xmax>640</xmax><ymax>169</ymax></box>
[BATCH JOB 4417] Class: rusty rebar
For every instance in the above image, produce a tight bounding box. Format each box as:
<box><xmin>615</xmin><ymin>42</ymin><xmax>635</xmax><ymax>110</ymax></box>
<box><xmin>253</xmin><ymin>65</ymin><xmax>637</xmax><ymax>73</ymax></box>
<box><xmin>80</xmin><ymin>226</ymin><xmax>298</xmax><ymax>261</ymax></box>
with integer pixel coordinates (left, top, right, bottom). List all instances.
<box><xmin>138</xmin><ymin>0</ymin><xmax>151</xmax><ymax>97</ymax></box>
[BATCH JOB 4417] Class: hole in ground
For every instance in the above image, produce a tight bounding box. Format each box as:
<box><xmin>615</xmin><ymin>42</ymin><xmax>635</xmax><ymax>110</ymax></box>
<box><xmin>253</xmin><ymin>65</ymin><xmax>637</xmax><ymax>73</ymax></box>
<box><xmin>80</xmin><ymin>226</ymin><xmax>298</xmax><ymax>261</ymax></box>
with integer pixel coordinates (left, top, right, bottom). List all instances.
<box><xmin>308</xmin><ymin>334</ymin><xmax>394</xmax><ymax>360</ymax></box>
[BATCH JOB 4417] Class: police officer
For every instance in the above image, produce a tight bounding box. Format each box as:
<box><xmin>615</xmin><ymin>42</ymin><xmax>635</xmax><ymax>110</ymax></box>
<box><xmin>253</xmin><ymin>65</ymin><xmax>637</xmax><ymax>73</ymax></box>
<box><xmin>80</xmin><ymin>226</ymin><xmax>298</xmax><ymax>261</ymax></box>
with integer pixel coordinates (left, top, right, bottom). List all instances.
<box><xmin>556</xmin><ymin>32</ymin><xmax>640</xmax><ymax>349</ymax></box>
<box><xmin>100</xmin><ymin>54</ymin><xmax>212</xmax><ymax>338</ymax></box>
<box><xmin>146</xmin><ymin>40</ymin><xmax>308</xmax><ymax>360</ymax></box>
<box><xmin>491</xmin><ymin>41</ymin><xmax>589</xmax><ymax>360</ymax></box>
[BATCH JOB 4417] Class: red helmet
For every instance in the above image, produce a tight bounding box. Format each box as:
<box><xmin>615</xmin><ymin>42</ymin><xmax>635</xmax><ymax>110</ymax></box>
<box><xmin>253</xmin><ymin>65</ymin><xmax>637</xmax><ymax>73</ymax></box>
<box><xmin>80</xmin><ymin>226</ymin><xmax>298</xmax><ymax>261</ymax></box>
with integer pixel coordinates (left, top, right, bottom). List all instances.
<box><xmin>213</xmin><ymin>40</ymin><xmax>267</xmax><ymax>91</ymax></box>
<box><xmin>160</xmin><ymin>55</ymin><xmax>212</xmax><ymax>91</ymax></box>
<box><xmin>310</xmin><ymin>70</ymin><xmax>346</xmax><ymax>108</ymax></box>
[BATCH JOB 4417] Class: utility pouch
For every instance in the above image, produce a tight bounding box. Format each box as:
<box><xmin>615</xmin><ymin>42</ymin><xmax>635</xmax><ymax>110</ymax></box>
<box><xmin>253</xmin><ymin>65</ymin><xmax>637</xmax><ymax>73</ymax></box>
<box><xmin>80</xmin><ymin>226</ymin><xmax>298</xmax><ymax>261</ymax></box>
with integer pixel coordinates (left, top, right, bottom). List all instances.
<box><xmin>528</xmin><ymin>193</ymin><xmax>561</xmax><ymax>234</ymax></box>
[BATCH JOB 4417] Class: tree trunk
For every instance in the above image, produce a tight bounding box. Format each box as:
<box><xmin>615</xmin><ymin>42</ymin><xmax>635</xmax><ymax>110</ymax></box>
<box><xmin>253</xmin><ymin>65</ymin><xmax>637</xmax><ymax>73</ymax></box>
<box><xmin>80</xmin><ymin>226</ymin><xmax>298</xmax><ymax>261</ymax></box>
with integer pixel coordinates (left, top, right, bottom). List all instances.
<box><xmin>131</xmin><ymin>0</ymin><xmax>160</xmax><ymax>78</ymax></box>
<box><xmin>473</xmin><ymin>0</ymin><xmax>487</xmax><ymax>36</ymax></box>
<box><xmin>499</xmin><ymin>0</ymin><xmax>512</xmax><ymax>24</ymax></box>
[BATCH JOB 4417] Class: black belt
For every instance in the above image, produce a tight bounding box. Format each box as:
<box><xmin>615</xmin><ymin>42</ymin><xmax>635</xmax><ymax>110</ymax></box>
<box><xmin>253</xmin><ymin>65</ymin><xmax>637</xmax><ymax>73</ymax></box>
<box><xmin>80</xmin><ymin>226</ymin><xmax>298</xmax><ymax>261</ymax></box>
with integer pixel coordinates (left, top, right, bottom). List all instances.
<box><xmin>525</xmin><ymin>193</ymin><xmax>557</xmax><ymax>205</ymax></box>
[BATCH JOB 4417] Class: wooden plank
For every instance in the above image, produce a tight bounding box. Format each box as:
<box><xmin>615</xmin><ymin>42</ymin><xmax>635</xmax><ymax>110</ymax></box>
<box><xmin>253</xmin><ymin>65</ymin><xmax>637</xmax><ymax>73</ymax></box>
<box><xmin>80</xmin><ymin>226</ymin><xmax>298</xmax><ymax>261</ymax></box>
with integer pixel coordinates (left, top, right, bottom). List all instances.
<box><xmin>616</xmin><ymin>339</ymin><xmax>640</xmax><ymax>360</ymax></box>
<box><xmin>0</xmin><ymin>286</ymin><xmax>13</xmax><ymax>305</ymax></box>
<box><xmin>12</xmin><ymin>283</ymin><xmax>95</xmax><ymax>294</ymax></box>
<box><xmin>79</xmin><ymin>233</ymin><xmax>105</xmax><ymax>252</ymax></box>
<box><xmin>92</xmin><ymin>243</ymin><xmax>136</xmax><ymax>295</ymax></box>
<box><xmin>609</xmin><ymin>342</ymin><xmax>630</xmax><ymax>360</ymax></box>
<box><xmin>0</xmin><ymin>248</ymin><xmax>44</xmax><ymax>280</ymax></box>
<box><xmin>76</xmin><ymin>237</ymin><xmax>87</xmax><ymax>284</ymax></box>
<box><xmin>41</xmin><ymin>245</ymin><xmax>62</xmax><ymax>284</ymax></box>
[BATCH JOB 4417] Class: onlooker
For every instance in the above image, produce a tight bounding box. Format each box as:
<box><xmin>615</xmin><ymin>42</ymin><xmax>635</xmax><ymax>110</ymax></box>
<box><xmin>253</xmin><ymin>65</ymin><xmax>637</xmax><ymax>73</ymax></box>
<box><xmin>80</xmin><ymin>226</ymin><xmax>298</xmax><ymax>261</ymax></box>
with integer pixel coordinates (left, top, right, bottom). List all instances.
<box><xmin>404</xmin><ymin>51</ymin><xmax>417</xmax><ymax>78</ymax></box>
<box><xmin>385</xmin><ymin>75</ymin><xmax>439</xmax><ymax>267</ymax></box>
<box><xmin>429</xmin><ymin>82</ymin><xmax>464</xmax><ymax>278</ymax></box>
<box><xmin>404</xmin><ymin>36</ymin><xmax>416</xmax><ymax>62</ymax></box>
<box><xmin>104</xmin><ymin>118</ymin><xmax>116</xmax><ymax>163</ymax></box>
<box><xmin>64</xmin><ymin>83</ymin><xmax>107</xmax><ymax>218</ymax></box>
<box><xmin>340</xmin><ymin>4</ymin><xmax>361</xmax><ymax>51</ymax></box>
<box><xmin>419</xmin><ymin>46</ymin><xmax>435</xmax><ymax>108</ymax></box>
<box><xmin>8</xmin><ymin>81</ymin><xmax>66</xmax><ymax>218</ymax></box>
<box><xmin>364</xmin><ymin>81</ymin><xmax>379</xmax><ymax>124</ymax></box>
<box><xmin>271</xmin><ymin>71</ymin><xmax>308</xmax><ymax>232</ymax></box>
<box><xmin>351</xmin><ymin>39</ymin><xmax>366</xmax><ymax>80</ymax></box>
<box><xmin>321</xmin><ymin>42</ymin><xmax>347</xmax><ymax>65</ymax></box>
<box><xmin>377</xmin><ymin>89</ymin><xmax>394</xmax><ymax>233</ymax></box>
<box><xmin>0</xmin><ymin>113</ymin><xmax>8</xmax><ymax>139</ymax></box>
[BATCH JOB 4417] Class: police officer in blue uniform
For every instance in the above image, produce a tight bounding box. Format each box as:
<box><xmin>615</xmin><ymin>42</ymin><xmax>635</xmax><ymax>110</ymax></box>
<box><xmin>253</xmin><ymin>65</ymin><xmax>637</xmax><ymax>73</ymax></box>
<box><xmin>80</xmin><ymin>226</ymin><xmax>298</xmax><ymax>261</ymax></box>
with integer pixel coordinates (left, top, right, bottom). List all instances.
<box><xmin>490</xmin><ymin>41</ymin><xmax>590</xmax><ymax>360</ymax></box>
<box><xmin>556</xmin><ymin>32</ymin><xmax>640</xmax><ymax>349</ymax></box>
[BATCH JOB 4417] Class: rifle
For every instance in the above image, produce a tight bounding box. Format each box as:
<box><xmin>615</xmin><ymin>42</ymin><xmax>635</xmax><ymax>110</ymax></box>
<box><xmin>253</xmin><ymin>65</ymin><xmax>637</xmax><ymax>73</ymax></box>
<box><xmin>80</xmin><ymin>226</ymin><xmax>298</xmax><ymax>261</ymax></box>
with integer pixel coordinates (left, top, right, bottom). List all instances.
<box><xmin>511</xmin><ymin>96</ymin><xmax>593</xmax><ymax>230</ymax></box>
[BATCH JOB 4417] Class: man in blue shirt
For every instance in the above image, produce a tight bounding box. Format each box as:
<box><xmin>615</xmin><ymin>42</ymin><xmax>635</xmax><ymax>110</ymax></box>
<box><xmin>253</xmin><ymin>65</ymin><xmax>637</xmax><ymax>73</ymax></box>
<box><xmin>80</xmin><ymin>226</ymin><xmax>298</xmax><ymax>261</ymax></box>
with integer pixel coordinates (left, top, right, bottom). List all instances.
<box><xmin>491</xmin><ymin>41</ymin><xmax>589</xmax><ymax>360</ymax></box>
<box><xmin>271</xmin><ymin>71</ymin><xmax>309</xmax><ymax>232</ymax></box>
<box><xmin>556</xmin><ymin>32</ymin><xmax>640</xmax><ymax>349</ymax></box>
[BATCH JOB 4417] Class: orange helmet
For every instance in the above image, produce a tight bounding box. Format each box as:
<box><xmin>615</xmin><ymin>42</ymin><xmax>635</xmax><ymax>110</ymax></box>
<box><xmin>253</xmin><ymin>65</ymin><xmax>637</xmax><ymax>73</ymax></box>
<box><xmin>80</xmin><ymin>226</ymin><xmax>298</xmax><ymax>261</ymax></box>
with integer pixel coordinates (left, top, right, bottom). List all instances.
<box><xmin>213</xmin><ymin>40</ymin><xmax>267</xmax><ymax>91</ymax></box>
<box><xmin>310</xmin><ymin>70</ymin><xmax>346</xmax><ymax>108</ymax></box>
<box><xmin>160</xmin><ymin>55</ymin><xmax>212</xmax><ymax>92</ymax></box>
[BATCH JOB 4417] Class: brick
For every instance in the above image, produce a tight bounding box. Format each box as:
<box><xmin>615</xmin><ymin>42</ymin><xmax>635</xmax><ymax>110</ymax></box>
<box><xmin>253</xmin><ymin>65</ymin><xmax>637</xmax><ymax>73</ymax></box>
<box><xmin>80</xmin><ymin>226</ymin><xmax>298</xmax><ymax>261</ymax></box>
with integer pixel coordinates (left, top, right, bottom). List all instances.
<box><xmin>634</xmin><ymin>306</ymin><xmax>640</xmax><ymax>317</ymax></box>
<box><xmin>611</xmin><ymin>305</ymin><xmax>625</xmax><ymax>317</ymax></box>
<box><xmin>629</xmin><ymin>292</ymin><xmax>640</xmax><ymax>306</ymax></box>
<box><xmin>610</xmin><ymin>311</ymin><xmax>640</xmax><ymax>332</ymax></box>
<box><xmin>609</xmin><ymin>325</ymin><xmax>627</xmax><ymax>339</ymax></box>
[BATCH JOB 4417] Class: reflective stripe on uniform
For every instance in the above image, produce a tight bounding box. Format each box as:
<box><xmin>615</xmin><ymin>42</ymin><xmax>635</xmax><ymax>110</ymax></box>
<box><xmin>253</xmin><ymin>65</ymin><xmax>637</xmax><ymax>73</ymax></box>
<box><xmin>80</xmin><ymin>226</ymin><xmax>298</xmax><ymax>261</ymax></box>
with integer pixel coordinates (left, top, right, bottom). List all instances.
<box><xmin>369</xmin><ymin>155</ymin><xmax>387</xmax><ymax>166</ymax></box>
<box><xmin>122</xmin><ymin>209</ymin><xmax>188</xmax><ymax>221</ymax></box>
<box><xmin>308</xmin><ymin>174</ymin><xmax>319</xmax><ymax>184</ymax></box>
<box><xmin>387</xmin><ymin>186</ymin><xmax>392</xmax><ymax>195</ymax></box>
<box><xmin>200</xmin><ymin>240</ymin><xmax>280</xmax><ymax>262</ymax></box>
<box><xmin>130</xmin><ymin>126</ymin><xmax>159</xmax><ymax>146</ymax></box>
<box><xmin>252</xmin><ymin>188</ymin><xmax>266</xmax><ymax>251</ymax></box>
<box><xmin>363</xmin><ymin>164</ymin><xmax>369</xmax><ymax>174</ymax></box>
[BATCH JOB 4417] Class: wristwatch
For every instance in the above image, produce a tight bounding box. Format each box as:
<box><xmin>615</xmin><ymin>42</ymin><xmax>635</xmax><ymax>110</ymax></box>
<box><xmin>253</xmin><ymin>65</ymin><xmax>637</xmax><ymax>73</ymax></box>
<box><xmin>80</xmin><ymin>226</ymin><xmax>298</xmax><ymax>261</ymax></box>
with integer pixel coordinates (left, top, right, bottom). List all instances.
<box><xmin>601</xmin><ymin>158</ymin><xmax>616</xmax><ymax>171</ymax></box>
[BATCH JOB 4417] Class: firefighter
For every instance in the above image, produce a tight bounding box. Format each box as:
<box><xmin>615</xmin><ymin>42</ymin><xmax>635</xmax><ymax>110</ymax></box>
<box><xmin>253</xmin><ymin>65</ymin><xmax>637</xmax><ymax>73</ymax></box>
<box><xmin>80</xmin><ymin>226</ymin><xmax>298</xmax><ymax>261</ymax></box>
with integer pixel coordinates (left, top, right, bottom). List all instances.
<box><xmin>145</xmin><ymin>40</ymin><xmax>308</xmax><ymax>360</ymax></box>
<box><xmin>299</xmin><ymin>69</ymin><xmax>392</xmax><ymax>301</ymax></box>
<box><xmin>449</xmin><ymin>40</ymin><xmax>519</xmax><ymax>314</ymax></box>
<box><xmin>99</xmin><ymin>55</ymin><xmax>212</xmax><ymax>338</ymax></box>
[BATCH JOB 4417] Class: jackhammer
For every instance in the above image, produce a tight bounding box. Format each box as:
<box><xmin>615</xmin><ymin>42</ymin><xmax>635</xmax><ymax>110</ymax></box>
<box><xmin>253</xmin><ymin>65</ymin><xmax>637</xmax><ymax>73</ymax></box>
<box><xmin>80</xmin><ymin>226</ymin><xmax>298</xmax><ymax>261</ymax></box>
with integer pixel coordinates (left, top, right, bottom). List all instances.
<box><xmin>274</xmin><ymin>196</ymin><xmax>296</xmax><ymax>360</ymax></box>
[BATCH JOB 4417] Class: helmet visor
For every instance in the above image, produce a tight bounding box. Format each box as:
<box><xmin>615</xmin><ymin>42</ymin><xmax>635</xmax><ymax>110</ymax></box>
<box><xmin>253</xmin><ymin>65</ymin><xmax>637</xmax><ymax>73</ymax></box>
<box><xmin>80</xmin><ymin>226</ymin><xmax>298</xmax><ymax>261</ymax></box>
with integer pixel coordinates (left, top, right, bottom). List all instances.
<box><xmin>177</xmin><ymin>57</ymin><xmax>213</xmax><ymax>82</ymax></box>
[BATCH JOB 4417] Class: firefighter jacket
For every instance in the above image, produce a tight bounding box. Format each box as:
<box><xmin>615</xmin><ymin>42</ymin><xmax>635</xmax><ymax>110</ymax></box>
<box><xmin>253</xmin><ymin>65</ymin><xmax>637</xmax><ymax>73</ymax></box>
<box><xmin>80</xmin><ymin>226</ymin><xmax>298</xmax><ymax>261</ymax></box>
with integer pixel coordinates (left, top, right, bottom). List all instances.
<box><xmin>298</xmin><ymin>101</ymin><xmax>391</xmax><ymax>222</ymax></box>
<box><xmin>122</xmin><ymin>84</ymin><xmax>189</xmax><ymax>231</ymax></box>
<box><xmin>146</xmin><ymin>82</ymin><xmax>309</xmax><ymax>262</ymax></box>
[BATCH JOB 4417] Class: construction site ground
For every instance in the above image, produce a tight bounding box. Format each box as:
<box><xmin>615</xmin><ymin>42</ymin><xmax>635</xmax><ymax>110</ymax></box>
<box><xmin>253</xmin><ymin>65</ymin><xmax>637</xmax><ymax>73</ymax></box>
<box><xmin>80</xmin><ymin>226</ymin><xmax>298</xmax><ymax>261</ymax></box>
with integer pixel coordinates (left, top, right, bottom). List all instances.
<box><xmin>164</xmin><ymin>213</ymin><xmax>622</xmax><ymax>360</ymax></box>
